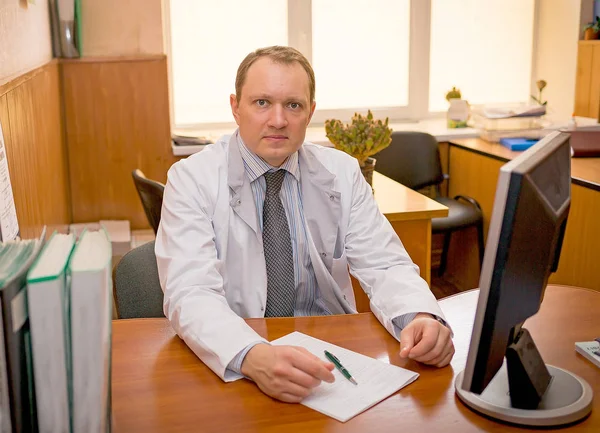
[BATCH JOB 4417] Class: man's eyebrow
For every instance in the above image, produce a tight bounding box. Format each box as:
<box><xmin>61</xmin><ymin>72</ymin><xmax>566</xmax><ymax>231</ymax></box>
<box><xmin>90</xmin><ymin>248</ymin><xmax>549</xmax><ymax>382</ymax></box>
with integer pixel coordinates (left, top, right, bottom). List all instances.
<box><xmin>247</xmin><ymin>93</ymin><xmax>308</xmax><ymax>102</ymax></box>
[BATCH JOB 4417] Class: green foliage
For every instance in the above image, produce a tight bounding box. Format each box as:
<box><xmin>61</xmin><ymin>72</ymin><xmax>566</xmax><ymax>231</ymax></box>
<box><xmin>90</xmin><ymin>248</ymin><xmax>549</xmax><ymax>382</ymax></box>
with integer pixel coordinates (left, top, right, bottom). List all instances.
<box><xmin>584</xmin><ymin>16</ymin><xmax>600</xmax><ymax>33</ymax></box>
<box><xmin>324</xmin><ymin>110</ymin><xmax>393</xmax><ymax>167</ymax></box>
<box><xmin>445</xmin><ymin>87</ymin><xmax>462</xmax><ymax>101</ymax></box>
<box><xmin>531</xmin><ymin>79</ymin><xmax>548</xmax><ymax>106</ymax></box>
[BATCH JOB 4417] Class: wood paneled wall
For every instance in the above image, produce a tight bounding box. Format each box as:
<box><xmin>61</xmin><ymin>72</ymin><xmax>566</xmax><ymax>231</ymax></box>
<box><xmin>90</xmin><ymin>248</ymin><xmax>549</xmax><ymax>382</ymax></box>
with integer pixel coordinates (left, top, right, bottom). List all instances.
<box><xmin>0</xmin><ymin>62</ymin><xmax>71</xmax><ymax>239</ymax></box>
<box><xmin>61</xmin><ymin>55</ymin><xmax>179</xmax><ymax>229</ymax></box>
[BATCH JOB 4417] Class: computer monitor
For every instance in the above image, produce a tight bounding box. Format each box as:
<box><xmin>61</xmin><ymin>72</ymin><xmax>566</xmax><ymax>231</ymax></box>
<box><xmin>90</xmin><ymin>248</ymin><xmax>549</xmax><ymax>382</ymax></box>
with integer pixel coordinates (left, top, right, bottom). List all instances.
<box><xmin>455</xmin><ymin>131</ymin><xmax>593</xmax><ymax>427</ymax></box>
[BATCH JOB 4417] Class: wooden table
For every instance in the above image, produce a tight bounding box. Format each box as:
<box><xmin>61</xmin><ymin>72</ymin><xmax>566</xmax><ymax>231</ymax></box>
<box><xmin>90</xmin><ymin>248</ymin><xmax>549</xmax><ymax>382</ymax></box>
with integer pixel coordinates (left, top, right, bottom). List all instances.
<box><xmin>361</xmin><ymin>172</ymin><xmax>447</xmax><ymax>311</ymax></box>
<box><xmin>111</xmin><ymin>284</ymin><xmax>600</xmax><ymax>432</ymax></box>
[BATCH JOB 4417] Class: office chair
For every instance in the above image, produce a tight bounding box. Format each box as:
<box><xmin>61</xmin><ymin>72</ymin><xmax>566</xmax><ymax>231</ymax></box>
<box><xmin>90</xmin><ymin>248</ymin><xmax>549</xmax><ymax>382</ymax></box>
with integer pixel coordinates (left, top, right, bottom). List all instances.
<box><xmin>113</xmin><ymin>240</ymin><xmax>164</xmax><ymax>319</ymax></box>
<box><xmin>132</xmin><ymin>169</ymin><xmax>165</xmax><ymax>234</ymax></box>
<box><xmin>373</xmin><ymin>131</ymin><xmax>484</xmax><ymax>276</ymax></box>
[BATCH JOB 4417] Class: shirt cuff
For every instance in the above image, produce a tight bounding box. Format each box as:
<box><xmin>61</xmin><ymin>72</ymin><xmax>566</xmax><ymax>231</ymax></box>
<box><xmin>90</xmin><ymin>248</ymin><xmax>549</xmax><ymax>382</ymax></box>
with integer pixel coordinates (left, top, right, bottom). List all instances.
<box><xmin>391</xmin><ymin>313</ymin><xmax>449</xmax><ymax>339</ymax></box>
<box><xmin>226</xmin><ymin>340</ymin><xmax>268</xmax><ymax>376</ymax></box>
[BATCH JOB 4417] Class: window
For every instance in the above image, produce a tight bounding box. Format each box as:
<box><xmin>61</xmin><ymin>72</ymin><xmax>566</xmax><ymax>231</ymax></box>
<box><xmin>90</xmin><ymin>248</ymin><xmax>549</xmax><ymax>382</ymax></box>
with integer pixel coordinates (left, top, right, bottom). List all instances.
<box><xmin>311</xmin><ymin>0</ymin><xmax>410</xmax><ymax>110</ymax></box>
<box><xmin>168</xmin><ymin>0</ymin><xmax>288</xmax><ymax>126</ymax></box>
<box><xmin>166</xmin><ymin>0</ymin><xmax>536</xmax><ymax>130</ymax></box>
<box><xmin>429</xmin><ymin>0</ymin><xmax>535</xmax><ymax>112</ymax></box>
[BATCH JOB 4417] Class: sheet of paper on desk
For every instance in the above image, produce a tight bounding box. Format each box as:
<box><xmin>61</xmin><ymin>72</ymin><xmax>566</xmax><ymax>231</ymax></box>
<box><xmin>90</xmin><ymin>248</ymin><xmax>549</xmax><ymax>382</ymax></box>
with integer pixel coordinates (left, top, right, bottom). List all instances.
<box><xmin>271</xmin><ymin>331</ymin><xmax>419</xmax><ymax>422</ymax></box>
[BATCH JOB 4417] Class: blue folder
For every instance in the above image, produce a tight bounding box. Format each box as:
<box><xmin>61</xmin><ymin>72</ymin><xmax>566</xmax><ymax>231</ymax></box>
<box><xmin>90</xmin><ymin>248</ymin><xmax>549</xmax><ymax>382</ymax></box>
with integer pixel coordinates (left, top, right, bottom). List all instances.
<box><xmin>499</xmin><ymin>138</ymin><xmax>539</xmax><ymax>151</ymax></box>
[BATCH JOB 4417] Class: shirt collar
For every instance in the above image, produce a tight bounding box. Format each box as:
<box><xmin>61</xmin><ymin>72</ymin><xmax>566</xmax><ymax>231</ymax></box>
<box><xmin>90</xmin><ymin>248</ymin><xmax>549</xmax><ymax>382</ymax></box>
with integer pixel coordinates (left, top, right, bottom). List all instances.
<box><xmin>237</xmin><ymin>130</ymin><xmax>300</xmax><ymax>183</ymax></box>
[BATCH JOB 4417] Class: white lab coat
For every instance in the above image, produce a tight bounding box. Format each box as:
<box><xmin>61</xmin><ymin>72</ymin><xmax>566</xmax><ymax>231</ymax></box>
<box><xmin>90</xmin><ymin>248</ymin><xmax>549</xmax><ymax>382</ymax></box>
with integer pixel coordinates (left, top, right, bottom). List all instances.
<box><xmin>155</xmin><ymin>132</ymin><xmax>446</xmax><ymax>381</ymax></box>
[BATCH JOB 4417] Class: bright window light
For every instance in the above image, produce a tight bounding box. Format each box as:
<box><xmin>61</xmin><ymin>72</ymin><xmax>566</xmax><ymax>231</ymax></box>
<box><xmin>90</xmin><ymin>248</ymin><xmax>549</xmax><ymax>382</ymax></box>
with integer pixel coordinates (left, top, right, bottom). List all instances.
<box><xmin>429</xmin><ymin>0</ymin><xmax>535</xmax><ymax>112</ymax></box>
<box><xmin>169</xmin><ymin>0</ymin><xmax>288</xmax><ymax>125</ymax></box>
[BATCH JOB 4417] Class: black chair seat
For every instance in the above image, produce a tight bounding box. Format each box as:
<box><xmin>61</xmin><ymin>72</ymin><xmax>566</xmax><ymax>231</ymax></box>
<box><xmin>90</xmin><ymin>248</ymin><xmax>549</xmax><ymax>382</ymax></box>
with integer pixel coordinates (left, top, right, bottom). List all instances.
<box><xmin>373</xmin><ymin>131</ymin><xmax>485</xmax><ymax>277</ymax></box>
<box><xmin>114</xmin><ymin>240</ymin><xmax>164</xmax><ymax>319</ymax></box>
<box><xmin>432</xmin><ymin>197</ymin><xmax>483</xmax><ymax>233</ymax></box>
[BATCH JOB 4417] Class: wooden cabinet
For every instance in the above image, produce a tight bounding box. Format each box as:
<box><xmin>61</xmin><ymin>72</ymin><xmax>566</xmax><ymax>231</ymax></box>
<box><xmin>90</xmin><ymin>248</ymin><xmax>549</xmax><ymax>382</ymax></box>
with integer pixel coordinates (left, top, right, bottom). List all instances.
<box><xmin>574</xmin><ymin>40</ymin><xmax>600</xmax><ymax>120</ymax></box>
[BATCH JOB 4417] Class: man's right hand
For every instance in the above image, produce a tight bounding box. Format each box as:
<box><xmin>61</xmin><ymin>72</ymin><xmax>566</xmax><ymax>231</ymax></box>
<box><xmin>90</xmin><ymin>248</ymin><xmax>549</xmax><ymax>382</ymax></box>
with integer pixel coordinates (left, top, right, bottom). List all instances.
<box><xmin>241</xmin><ymin>344</ymin><xmax>335</xmax><ymax>403</ymax></box>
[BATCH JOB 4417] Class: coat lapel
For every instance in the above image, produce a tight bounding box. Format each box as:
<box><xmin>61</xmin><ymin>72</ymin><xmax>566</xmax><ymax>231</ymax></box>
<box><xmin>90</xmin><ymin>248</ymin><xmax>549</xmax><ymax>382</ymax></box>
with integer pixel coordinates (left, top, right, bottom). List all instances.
<box><xmin>227</xmin><ymin>134</ymin><xmax>259</xmax><ymax>234</ymax></box>
<box><xmin>298</xmin><ymin>147</ymin><xmax>346</xmax><ymax>313</ymax></box>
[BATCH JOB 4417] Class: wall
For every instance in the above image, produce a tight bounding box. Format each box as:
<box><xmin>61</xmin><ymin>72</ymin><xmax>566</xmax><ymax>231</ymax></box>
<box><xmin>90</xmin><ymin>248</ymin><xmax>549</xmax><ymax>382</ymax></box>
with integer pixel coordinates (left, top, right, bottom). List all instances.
<box><xmin>0</xmin><ymin>62</ymin><xmax>71</xmax><ymax>239</ymax></box>
<box><xmin>532</xmin><ymin>0</ymin><xmax>583</xmax><ymax>119</ymax></box>
<box><xmin>0</xmin><ymin>0</ymin><xmax>52</xmax><ymax>84</ymax></box>
<box><xmin>62</xmin><ymin>56</ymin><xmax>177</xmax><ymax>229</ymax></box>
<box><xmin>80</xmin><ymin>0</ymin><xmax>163</xmax><ymax>56</ymax></box>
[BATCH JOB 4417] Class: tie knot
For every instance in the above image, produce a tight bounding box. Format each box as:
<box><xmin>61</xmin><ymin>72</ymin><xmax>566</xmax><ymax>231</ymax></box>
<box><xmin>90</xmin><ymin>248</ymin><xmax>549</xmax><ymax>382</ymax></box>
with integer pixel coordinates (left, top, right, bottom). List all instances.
<box><xmin>264</xmin><ymin>170</ymin><xmax>286</xmax><ymax>195</ymax></box>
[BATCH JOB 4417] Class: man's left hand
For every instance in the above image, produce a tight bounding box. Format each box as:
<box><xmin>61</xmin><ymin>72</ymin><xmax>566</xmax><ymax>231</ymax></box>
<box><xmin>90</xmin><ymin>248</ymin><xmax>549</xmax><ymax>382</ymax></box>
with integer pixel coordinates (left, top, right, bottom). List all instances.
<box><xmin>399</xmin><ymin>313</ymin><xmax>454</xmax><ymax>367</ymax></box>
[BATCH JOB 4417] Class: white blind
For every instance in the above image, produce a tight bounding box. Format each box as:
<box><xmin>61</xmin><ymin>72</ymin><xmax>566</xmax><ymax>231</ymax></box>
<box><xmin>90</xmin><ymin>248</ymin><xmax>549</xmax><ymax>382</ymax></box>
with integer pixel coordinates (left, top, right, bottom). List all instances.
<box><xmin>169</xmin><ymin>0</ymin><xmax>288</xmax><ymax>126</ymax></box>
<box><xmin>311</xmin><ymin>0</ymin><xmax>410</xmax><ymax>110</ymax></box>
<box><xmin>428</xmin><ymin>0</ymin><xmax>535</xmax><ymax>112</ymax></box>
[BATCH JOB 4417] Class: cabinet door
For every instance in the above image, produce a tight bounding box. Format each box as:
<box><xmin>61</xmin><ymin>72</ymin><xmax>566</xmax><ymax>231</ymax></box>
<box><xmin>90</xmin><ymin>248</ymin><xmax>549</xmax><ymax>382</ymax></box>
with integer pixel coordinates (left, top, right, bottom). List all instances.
<box><xmin>574</xmin><ymin>43</ymin><xmax>594</xmax><ymax>117</ymax></box>
<box><xmin>590</xmin><ymin>44</ymin><xmax>600</xmax><ymax>120</ymax></box>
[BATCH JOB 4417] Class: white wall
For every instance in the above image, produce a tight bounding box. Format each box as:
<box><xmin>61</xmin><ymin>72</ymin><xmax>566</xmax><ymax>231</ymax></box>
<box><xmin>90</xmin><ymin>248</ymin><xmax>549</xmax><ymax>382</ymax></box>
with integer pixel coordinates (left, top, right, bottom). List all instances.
<box><xmin>81</xmin><ymin>0</ymin><xmax>163</xmax><ymax>56</ymax></box>
<box><xmin>532</xmin><ymin>0</ymin><xmax>583</xmax><ymax>119</ymax></box>
<box><xmin>0</xmin><ymin>0</ymin><xmax>52</xmax><ymax>85</ymax></box>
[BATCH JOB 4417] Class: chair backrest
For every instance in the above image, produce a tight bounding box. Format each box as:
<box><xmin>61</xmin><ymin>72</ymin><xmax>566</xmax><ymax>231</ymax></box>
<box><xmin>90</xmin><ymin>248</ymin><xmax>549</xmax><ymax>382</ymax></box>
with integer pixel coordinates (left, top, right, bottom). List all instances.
<box><xmin>113</xmin><ymin>240</ymin><xmax>164</xmax><ymax>319</ymax></box>
<box><xmin>132</xmin><ymin>169</ymin><xmax>165</xmax><ymax>234</ymax></box>
<box><xmin>373</xmin><ymin>131</ymin><xmax>444</xmax><ymax>190</ymax></box>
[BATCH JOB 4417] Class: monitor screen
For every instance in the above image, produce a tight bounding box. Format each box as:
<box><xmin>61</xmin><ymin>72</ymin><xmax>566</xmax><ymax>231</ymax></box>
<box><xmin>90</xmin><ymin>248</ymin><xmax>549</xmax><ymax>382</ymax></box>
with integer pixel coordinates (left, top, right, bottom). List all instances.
<box><xmin>461</xmin><ymin>131</ymin><xmax>571</xmax><ymax>395</ymax></box>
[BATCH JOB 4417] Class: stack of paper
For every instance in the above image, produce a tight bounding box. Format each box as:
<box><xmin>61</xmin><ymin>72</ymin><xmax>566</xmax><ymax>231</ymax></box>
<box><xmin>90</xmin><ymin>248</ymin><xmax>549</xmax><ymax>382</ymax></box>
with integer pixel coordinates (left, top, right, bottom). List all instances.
<box><xmin>100</xmin><ymin>220</ymin><xmax>131</xmax><ymax>256</ymax></box>
<box><xmin>271</xmin><ymin>332</ymin><xmax>419</xmax><ymax>422</ymax></box>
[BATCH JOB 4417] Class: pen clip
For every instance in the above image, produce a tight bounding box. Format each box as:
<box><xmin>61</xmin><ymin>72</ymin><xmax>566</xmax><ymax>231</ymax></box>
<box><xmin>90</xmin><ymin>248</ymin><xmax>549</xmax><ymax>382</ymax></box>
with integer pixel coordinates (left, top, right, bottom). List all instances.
<box><xmin>325</xmin><ymin>350</ymin><xmax>341</xmax><ymax>363</ymax></box>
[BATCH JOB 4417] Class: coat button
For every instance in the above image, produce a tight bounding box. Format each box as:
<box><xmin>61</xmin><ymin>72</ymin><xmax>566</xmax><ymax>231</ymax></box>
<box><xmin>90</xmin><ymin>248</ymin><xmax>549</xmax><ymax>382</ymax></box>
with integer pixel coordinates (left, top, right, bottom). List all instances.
<box><xmin>321</xmin><ymin>252</ymin><xmax>326</xmax><ymax>257</ymax></box>
<box><xmin>236</xmin><ymin>199</ymin><xmax>241</xmax><ymax>205</ymax></box>
<box><xmin>329</xmin><ymin>195</ymin><xmax>335</xmax><ymax>201</ymax></box>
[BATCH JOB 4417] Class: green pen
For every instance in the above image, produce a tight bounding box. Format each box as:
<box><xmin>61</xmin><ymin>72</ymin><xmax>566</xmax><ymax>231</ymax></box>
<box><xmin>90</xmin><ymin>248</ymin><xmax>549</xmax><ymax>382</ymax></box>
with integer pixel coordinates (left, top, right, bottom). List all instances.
<box><xmin>324</xmin><ymin>350</ymin><xmax>358</xmax><ymax>385</ymax></box>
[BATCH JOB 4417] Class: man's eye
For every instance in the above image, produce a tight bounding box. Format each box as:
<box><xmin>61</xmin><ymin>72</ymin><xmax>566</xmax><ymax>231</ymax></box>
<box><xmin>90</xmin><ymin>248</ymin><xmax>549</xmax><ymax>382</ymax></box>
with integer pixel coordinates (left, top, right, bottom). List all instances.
<box><xmin>289</xmin><ymin>102</ymin><xmax>300</xmax><ymax>109</ymax></box>
<box><xmin>256</xmin><ymin>99</ymin><xmax>268</xmax><ymax>107</ymax></box>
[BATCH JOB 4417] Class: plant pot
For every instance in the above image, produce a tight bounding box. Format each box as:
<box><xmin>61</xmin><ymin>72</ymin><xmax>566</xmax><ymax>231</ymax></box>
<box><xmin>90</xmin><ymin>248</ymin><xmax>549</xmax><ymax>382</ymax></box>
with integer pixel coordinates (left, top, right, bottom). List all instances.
<box><xmin>447</xmin><ymin>98</ymin><xmax>470</xmax><ymax>128</ymax></box>
<box><xmin>583</xmin><ymin>28</ymin><xmax>599</xmax><ymax>40</ymax></box>
<box><xmin>360</xmin><ymin>157</ymin><xmax>376</xmax><ymax>187</ymax></box>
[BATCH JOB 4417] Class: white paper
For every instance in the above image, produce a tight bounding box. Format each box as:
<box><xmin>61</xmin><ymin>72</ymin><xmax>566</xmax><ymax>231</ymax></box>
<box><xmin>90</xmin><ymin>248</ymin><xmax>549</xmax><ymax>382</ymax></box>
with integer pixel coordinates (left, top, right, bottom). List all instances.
<box><xmin>0</xmin><ymin>122</ymin><xmax>19</xmax><ymax>241</ymax></box>
<box><xmin>481</xmin><ymin>104</ymin><xmax>546</xmax><ymax>119</ymax></box>
<box><xmin>272</xmin><ymin>332</ymin><xmax>419</xmax><ymax>422</ymax></box>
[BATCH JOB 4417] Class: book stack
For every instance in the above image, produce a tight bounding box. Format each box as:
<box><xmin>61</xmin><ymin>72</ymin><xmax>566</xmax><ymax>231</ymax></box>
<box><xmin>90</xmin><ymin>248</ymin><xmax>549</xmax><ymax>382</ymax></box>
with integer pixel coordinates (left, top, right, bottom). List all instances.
<box><xmin>0</xmin><ymin>228</ymin><xmax>112</xmax><ymax>433</ymax></box>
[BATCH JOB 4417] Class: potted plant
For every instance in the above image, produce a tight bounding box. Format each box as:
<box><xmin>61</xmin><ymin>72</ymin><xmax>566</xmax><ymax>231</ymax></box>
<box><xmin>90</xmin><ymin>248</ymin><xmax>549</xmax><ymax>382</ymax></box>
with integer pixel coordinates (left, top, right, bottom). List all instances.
<box><xmin>531</xmin><ymin>79</ymin><xmax>548</xmax><ymax>106</ymax></box>
<box><xmin>583</xmin><ymin>16</ymin><xmax>600</xmax><ymax>40</ymax></box>
<box><xmin>325</xmin><ymin>110</ymin><xmax>392</xmax><ymax>187</ymax></box>
<box><xmin>445</xmin><ymin>87</ymin><xmax>469</xmax><ymax>128</ymax></box>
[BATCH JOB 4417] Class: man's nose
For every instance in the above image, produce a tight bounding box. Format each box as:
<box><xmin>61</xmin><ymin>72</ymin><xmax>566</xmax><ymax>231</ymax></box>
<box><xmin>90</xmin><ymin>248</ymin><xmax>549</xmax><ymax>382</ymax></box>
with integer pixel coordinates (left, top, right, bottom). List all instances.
<box><xmin>268</xmin><ymin>105</ymin><xmax>288</xmax><ymax>129</ymax></box>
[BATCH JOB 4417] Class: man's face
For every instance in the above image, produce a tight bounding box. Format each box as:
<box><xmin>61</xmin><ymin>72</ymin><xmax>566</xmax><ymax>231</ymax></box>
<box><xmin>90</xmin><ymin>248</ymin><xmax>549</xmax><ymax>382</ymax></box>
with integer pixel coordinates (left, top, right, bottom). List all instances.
<box><xmin>230</xmin><ymin>57</ymin><xmax>316</xmax><ymax>167</ymax></box>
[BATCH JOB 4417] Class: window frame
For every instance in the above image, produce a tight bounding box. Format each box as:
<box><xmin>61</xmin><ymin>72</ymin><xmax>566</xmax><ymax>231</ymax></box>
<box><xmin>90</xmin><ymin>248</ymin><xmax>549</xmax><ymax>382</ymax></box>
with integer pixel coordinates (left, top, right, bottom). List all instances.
<box><xmin>165</xmin><ymin>0</ymin><xmax>538</xmax><ymax>132</ymax></box>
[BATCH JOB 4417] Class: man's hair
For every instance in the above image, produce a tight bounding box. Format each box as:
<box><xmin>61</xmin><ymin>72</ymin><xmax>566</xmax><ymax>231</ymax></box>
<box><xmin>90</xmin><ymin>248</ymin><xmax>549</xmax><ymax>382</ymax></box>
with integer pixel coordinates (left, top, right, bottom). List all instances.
<box><xmin>235</xmin><ymin>46</ymin><xmax>316</xmax><ymax>104</ymax></box>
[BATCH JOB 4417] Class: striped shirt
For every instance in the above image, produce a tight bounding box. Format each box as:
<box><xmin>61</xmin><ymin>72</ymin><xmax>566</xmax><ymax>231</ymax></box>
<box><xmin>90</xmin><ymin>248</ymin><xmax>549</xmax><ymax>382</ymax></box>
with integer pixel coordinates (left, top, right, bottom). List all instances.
<box><xmin>226</xmin><ymin>133</ymin><xmax>426</xmax><ymax>374</ymax></box>
<box><xmin>238</xmin><ymin>134</ymin><xmax>331</xmax><ymax>316</ymax></box>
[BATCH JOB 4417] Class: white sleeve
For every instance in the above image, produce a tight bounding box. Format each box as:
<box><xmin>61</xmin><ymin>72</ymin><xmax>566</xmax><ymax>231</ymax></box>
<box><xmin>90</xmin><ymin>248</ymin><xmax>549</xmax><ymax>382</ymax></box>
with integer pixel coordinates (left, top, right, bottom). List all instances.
<box><xmin>344</xmin><ymin>160</ymin><xmax>449</xmax><ymax>340</ymax></box>
<box><xmin>155</xmin><ymin>161</ymin><xmax>267</xmax><ymax>381</ymax></box>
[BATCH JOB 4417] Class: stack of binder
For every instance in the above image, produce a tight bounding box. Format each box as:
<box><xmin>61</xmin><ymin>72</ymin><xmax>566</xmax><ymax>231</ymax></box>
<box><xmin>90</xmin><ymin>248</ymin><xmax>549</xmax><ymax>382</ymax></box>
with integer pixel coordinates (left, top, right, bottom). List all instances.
<box><xmin>0</xmin><ymin>228</ymin><xmax>113</xmax><ymax>433</ymax></box>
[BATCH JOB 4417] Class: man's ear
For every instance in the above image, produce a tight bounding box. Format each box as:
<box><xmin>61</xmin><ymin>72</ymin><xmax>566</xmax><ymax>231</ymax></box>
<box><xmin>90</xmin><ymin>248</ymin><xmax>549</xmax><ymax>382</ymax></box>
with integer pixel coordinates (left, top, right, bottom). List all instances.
<box><xmin>307</xmin><ymin>100</ymin><xmax>317</xmax><ymax>124</ymax></box>
<box><xmin>230</xmin><ymin>94</ymin><xmax>240</xmax><ymax>125</ymax></box>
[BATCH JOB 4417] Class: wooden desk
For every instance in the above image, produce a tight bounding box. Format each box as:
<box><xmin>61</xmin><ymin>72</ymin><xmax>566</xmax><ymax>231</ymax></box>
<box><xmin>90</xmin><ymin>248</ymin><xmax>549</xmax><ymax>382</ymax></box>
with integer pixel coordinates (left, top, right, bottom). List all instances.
<box><xmin>371</xmin><ymin>172</ymin><xmax>448</xmax><ymax>295</ymax></box>
<box><xmin>111</xmin><ymin>285</ymin><xmax>600</xmax><ymax>433</ymax></box>
<box><xmin>443</xmin><ymin>138</ymin><xmax>600</xmax><ymax>291</ymax></box>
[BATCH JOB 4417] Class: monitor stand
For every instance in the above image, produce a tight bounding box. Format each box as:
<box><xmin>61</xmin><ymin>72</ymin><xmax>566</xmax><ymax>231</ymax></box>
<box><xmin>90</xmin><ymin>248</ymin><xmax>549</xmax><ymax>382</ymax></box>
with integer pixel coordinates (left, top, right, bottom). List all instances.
<box><xmin>455</xmin><ymin>328</ymin><xmax>593</xmax><ymax>427</ymax></box>
<box><xmin>455</xmin><ymin>365</ymin><xmax>593</xmax><ymax>427</ymax></box>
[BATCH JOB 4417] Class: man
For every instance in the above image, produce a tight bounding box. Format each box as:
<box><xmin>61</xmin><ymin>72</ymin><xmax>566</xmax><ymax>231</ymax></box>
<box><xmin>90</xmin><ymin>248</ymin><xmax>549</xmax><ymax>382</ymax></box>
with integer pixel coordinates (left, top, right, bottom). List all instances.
<box><xmin>156</xmin><ymin>46</ymin><xmax>454</xmax><ymax>403</ymax></box>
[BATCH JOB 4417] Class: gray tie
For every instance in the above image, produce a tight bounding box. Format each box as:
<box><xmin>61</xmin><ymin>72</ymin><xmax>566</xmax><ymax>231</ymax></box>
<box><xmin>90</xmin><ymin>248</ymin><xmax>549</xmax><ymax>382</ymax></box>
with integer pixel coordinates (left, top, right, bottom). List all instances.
<box><xmin>263</xmin><ymin>170</ymin><xmax>295</xmax><ymax>317</ymax></box>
